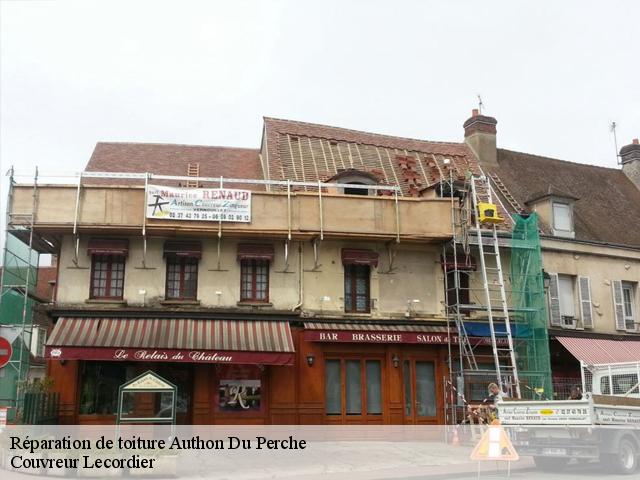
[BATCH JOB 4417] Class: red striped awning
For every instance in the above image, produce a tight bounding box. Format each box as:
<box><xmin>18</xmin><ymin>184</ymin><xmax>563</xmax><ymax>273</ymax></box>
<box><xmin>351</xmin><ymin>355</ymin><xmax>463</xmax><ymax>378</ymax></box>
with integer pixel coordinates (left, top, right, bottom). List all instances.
<box><xmin>45</xmin><ymin>318</ymin><xmax>294</xmax><ymax>365</ymax></box>
<box><xmin>556</xmin><ymin>336</ymin><xmax>640</xmax><ymax>365</ymax></box>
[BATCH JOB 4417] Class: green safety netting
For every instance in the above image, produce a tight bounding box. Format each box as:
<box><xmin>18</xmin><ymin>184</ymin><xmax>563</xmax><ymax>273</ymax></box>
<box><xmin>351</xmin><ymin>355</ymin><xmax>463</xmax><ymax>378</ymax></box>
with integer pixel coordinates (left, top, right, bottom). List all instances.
<box><xmin>0</xmin><ymin>234</ymin><xmax>40</xmax><ymax>414</ymax></box>
<box><xmin>510</xmin><ymin>213</ymin><xmax>554</xmax><ymax>399</ymax></box>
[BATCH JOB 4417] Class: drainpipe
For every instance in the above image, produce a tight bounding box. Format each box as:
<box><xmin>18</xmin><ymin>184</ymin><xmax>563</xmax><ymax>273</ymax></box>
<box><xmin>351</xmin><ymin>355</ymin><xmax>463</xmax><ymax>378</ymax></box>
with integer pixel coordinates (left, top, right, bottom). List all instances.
<box><xmin>292</xmin><ymin>242</ymin><xmax>304</xmax><ymax>311</ymax></box>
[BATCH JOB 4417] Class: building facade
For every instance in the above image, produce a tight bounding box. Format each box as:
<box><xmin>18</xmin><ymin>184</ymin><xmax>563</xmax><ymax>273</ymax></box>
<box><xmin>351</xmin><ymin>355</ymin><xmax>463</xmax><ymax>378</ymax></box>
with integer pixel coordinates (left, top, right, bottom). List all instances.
<box><xmin>5</xmin><ymin>114</ymin><xmax>639</xmax><ymax>424</ymax></box>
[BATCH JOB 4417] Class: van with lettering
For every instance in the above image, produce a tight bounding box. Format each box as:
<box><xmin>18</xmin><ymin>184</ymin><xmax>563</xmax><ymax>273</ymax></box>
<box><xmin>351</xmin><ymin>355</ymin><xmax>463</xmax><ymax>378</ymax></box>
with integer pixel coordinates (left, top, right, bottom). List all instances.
<box><xmin>499</xmin><ymin>362</ymin><xmax>640</xmax><ymax>475</ymax></box>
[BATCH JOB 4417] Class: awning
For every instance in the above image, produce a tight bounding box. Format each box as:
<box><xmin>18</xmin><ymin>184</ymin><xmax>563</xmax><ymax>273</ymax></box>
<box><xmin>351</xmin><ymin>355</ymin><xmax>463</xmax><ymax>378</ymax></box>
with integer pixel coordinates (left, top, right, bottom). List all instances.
<box><xmin>341</xmin><ymin>249</ymin><xmax>379</xmax><ymax>267</ymax></box>
<box><xmin>556</xmin><ymin>336</ymin><xmax>640</xmax><ymax>365</ymax></box>
<box><xmin>87</xmin><ymin>239</ymin><xmax>129</xmax><ymax>256</ymax></box>
<box><xmin>237</xmin><ymin>244</ymin><xmax>275</xmax><ymax>261</ymax></box>
<box><xmin>45</xmin><ymin>318</ymin><xmax>294</xmax><ymax>365</ymax></box>
<box><xmin>303</xmin><ymin>322</ymin><xmax>504</xmax><ymax>346</ymax></box>
<box><xmin>163</xmin><ymin>241</ymin><xmax>202</xmax><ymax>259</ymax></box>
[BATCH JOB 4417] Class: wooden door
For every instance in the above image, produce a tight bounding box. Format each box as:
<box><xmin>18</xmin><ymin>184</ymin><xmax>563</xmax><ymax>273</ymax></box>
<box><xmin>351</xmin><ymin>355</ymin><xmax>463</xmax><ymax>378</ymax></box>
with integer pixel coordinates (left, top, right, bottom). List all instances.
<box><xmin>402</xmin><ymin>358</ymin><xmax>440</xmax><ymax>424</ymax></box>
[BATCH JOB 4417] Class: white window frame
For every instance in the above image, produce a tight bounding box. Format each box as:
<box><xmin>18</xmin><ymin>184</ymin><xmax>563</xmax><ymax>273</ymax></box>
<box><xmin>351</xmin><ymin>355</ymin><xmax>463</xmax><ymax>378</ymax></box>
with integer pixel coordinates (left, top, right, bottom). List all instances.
<box><xmin>558</xmin><ymin>274</ymin><xmax>577</xmax><ymax>328</ymax></box>
<box><xmin>552</xmin><ymin>201</ymin><xmax>575</xmax><ymax>238</ymax></box>
<box><xmin>622</xmin><ymin>282</ymin><xmax>637</xmax><ymax>332</ymax></box>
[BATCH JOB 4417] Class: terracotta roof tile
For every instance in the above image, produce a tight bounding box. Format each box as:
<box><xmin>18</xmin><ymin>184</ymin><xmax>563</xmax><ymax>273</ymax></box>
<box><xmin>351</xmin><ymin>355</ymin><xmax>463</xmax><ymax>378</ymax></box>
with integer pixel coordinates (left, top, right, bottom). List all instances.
<box><xmin>489</xmin><ymin>149</ymin><xmax>640</xmax><ymax>247</ymax></box>
<box><xmin>84</xmin><ymin>142</ymin><xmax>264</xmax><ymax>190</ymax></box>
<box><xmin>262</xmin><ymin>117</ymin><xmax>479</xmax><ymax>196</ymax></box>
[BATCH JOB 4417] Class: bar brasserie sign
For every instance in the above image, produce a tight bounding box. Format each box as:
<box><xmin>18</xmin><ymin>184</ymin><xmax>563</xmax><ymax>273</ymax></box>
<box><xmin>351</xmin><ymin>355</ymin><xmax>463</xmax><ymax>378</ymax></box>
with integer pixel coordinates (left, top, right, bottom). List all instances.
<box><xmin>146</xmin><ymin>185</ymin><xmax>251</xmax><ymax>222</ymax></box>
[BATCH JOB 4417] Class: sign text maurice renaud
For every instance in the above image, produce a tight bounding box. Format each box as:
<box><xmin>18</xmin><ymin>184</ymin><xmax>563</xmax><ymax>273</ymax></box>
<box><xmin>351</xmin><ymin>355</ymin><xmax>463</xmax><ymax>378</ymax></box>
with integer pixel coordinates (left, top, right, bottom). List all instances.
<box><xmin>146</xmin><ymin>185</ymin><xmax>251</xmax><ymax>222</ymax></box>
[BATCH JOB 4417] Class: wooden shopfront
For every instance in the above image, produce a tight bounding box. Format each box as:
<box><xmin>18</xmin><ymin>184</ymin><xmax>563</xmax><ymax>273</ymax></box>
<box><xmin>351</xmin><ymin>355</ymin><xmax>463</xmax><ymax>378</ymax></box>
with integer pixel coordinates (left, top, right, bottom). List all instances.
<box><xmin>44</xmin><ymin>316</ymin><xmax>295</xmax><ymax>425</ymax></box>
<box><xmin>299</xmin><ymin>322</ymin><xmax>453</xmax><ymax>425</ymax></box>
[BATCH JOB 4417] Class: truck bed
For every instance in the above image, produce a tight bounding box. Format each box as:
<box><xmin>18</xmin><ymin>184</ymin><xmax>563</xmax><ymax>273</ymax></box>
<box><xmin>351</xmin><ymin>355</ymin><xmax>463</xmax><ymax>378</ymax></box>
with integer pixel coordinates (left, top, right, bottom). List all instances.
<box><xmin>499</xmin><ymin>394</ymin><xmax>640</xmax><ymax>425</ymax></box>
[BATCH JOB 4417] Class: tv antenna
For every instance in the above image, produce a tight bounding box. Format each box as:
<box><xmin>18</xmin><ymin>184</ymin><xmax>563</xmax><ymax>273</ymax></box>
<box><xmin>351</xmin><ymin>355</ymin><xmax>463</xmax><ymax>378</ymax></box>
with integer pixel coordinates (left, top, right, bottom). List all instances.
<box><xmin>610</xmin><ymin>121</ymin><xmax>620</xmax><ymax>165</ymax></box>
<box><xmin>477</xmin><ymin>94</ymin><xmax>484</xmax><ymax>115</ymax></box>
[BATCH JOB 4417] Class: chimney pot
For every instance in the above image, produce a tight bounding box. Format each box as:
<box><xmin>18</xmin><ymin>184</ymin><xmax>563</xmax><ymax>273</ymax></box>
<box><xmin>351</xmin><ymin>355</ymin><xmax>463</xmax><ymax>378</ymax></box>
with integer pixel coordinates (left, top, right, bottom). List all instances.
<box><xmin>633</xmin><ymin>138</ymin><xmax>639</xmax><ymax>145</ymax></box>
<box><xmin>472</xmin><ymin>109</ymin><xmax>479</xmax><ymax>117</ymax></box>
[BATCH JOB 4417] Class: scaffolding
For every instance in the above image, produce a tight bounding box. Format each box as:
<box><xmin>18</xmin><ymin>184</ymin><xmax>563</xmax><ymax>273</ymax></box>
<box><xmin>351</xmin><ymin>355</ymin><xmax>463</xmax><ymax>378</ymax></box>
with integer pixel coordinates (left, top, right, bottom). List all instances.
<box><xmin>442</xmin><ymin>172</ymin><xmax>554</xmax><ymax>423</ymax></box>
<box><xmin>0</xmin><ymin>168</ymin><xmax>41</xmax><ymax>419</ymax></box>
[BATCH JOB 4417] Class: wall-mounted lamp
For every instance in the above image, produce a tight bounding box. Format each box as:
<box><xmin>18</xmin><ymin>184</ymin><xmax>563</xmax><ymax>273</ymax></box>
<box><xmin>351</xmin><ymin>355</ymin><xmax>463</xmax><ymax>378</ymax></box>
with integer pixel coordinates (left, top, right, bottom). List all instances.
<box><xmin>392</xmin><ymin>354</ymin><xmax>400</xmax><ymax>368</ymax></box>
<box><xmin>306</xmin><ymin>354</ymin><xmax>315</xmax><ymax>367</ymax></box>
<box><xmin>542</xmin><ymin>270</ymin><xmax>551</xmax><ymax>290</ymax></box>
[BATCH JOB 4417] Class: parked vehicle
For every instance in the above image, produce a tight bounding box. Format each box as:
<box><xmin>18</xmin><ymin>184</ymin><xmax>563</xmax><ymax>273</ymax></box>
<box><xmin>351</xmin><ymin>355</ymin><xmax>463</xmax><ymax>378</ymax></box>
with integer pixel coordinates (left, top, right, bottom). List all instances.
<box><xmin>499</xmin><ymin>362</ymin><xmax>640</xmax><ymax>475</ymax></box>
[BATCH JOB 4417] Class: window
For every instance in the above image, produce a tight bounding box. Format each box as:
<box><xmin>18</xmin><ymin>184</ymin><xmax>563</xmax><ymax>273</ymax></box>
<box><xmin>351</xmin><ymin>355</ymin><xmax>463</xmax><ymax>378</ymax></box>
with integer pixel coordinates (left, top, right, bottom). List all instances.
<box><xmin>166</xmin><ymin>257</ymin><xmax>198</xmax><ymax>300</ymax></box>
<box><xmin>344</xmin><ymin>182</ymin><xmax>369</xmax><ymax>196</ymax></box>
<box><xmin>558</xmin><ymin>274</ymin><xmax>576</xmax><ymax>324</ymax></box>
<box><xmin>79</xmin><ymin>363</ymin><xmax>135</xmax><ymax>415</ymax></box>
<box><xmin>552</xmin><ymin>202</ymin><xmax>574</xmax><ymax>237</ymax></box>
<box><xmin>600</xmin><ymin>373</ymin><xmax>640</xmax><ymax>396</ymax></box>
<box><xmin>35</xmin><ymin>328</ymin><xmax>46</xmax><ymax>358</ymax></box>
<box><xmin>446</xmin><ymin>271</ymin><xmax>470</xmax><ymax>309</ymax></box>
<box><xmin>622</xmin><ymin>282</ymin><xmax>637</xmax><ymax>331</ymax></box>
<box><xmin>344</xmin><ymin>264</ymin><xmax>370</xmax><ymax>313</ymax></box>
<box><xmin>90</xmin><ymin>255</ymin><xmax>125</xmax><ymax>299</ymax></box>
<box><xmin>240</xmin><ymin>259</ymin><xmax>269</xmax><ymax>302</ymax></box>
<box><xmin>324</xmin><ymin>358</ymin><xmax>382</xmax><ymax>417</ymax></box>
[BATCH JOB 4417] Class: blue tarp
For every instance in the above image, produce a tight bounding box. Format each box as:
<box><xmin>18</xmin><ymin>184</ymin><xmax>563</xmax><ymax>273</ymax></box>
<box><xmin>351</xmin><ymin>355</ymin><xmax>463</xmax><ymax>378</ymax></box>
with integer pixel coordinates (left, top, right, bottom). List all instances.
<box><xmin>464</xmin><ymin>321</ymin><xmax>532</xmax><ymax>338</ymax></box>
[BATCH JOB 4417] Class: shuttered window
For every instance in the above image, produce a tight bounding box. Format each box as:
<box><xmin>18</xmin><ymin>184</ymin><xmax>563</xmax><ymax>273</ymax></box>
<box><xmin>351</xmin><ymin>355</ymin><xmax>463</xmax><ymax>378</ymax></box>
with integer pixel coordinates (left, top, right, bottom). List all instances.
<box><xmin>612</xmin><ymin>280</ymin><xmax>627</xmax><ymax>331</ymax></box>
<box><xmin>578</xmin><ymin>276</ymin><xmax>593</xmax><ymax>329</ymax></box>
<box><xmin>622</xmin><ymin>282</ymin><xmax>637</xmax><ymax>331</ymax></box>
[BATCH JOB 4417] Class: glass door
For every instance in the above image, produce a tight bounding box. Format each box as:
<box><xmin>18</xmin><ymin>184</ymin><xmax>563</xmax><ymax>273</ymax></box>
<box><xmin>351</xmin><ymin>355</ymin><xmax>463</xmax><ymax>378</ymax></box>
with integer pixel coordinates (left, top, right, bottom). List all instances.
<box><xmin>403</xmin><ymin>359</ymin><xmax>438</xmax><ymax>424</ymax></box>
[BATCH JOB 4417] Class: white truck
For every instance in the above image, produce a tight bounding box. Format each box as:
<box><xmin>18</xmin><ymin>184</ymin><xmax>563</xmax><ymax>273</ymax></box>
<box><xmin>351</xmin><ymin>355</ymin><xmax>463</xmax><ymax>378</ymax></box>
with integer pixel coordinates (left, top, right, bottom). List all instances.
<box><xmin>498</xmin><ymin>362</ymin><xmax>640</xmax><ymax>474</ymax></box>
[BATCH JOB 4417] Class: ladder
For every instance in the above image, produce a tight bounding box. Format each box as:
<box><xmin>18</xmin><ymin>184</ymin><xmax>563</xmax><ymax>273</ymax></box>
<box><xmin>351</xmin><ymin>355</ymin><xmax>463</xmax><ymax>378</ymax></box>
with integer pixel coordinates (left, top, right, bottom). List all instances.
<box><xmin>470</xmin><ymin>175</ymin><xmax>521</xmax><ymax>399</ymax></box>
<box><xmin>487</xmin><ymin>172</ymin><xmax>523</xmax><ymax>214</ymax></box>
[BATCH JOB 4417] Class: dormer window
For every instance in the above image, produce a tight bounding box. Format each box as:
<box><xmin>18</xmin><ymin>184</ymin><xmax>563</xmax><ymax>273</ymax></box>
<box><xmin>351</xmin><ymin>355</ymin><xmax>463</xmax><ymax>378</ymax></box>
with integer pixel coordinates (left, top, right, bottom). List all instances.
<box><xmin>525</xmin><ymin>188</ymin><xmax>577</xmax><ymax>239</ymax></box>
<box><xmin>344</xmin><ymin>182</ymin><xmax>368</xmax><ymax>196</ymax></box>
<box><xmin>326</xmin><ymin>169</ymin><xmax>380</xmax><ymax>196</ymax></box>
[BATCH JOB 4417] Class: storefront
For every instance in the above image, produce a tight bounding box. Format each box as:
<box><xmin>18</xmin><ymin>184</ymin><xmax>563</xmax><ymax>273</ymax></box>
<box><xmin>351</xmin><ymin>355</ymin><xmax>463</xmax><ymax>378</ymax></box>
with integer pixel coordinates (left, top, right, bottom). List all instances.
<box><xmin>45</xmin><ymin>317</ymin><xmax>294</xmax><ymax>424</ymax></box>
<box><xmin>300</xmin><ymin>322</ymin><xmax>456</xmax><ymax>425</ymax></box>
<box><xmin>45</xmin><ymin>317</ymin><xmax>505</xmax><ymax>425</ymax></box>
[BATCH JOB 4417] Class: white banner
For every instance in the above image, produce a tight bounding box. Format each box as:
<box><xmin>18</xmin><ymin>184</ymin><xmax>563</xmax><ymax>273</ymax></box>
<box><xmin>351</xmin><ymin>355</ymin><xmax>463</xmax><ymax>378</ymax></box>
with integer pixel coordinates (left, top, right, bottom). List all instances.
<box><xmin>146</xmin><ymin>185</ymin><xmax>251</xmax><ymax>222</ymax></box>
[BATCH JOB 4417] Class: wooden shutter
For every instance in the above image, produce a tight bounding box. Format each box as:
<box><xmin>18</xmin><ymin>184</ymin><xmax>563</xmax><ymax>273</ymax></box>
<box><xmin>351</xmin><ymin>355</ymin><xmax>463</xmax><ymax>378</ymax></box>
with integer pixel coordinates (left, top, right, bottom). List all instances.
<box><xmin>548</xmin><ymin>273</ymin><xmax>562</xmax><ymax>327</ymax></box>
<box><xmin>578</xmin><ymin>276</ymin><xmax>593</xmax><ymax>328</ymax></box>
<box><xmin>612</xmin><ymin>280</ymin><xmax>626</xmax><ymax>331</ymax></box>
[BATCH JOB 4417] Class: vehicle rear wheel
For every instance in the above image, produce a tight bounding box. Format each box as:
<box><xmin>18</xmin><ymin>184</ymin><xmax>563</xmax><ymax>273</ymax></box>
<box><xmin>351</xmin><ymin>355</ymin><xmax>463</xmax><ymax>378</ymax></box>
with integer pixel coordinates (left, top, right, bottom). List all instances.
<box><xmin>601</xmin><ymin>437</ymin><xmax>638</xmax><ymax>475</ymax></box>
<box><xmin>533</xmin><ymin>456</ymin><xmax>569</xmax><ymax>471</ymax></box>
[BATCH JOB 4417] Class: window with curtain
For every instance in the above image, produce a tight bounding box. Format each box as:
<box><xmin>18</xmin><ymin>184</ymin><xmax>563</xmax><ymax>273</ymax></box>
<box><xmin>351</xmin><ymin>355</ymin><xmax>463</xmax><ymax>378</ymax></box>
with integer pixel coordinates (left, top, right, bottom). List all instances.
<box><xmin>344</xmin><ymin>264</ymin><xmax>370</xmax><ymax>313</ymax></box>
<box><xmin>240</xmin><ymin>259</ymin><xmax>269</xmax><ymax>302</ymax></box>
<box><xmin>166</xmin><ymin>257</ymin><xmax>198</xmax><ymax>300</ymax></box>
<box><xmin>324</xmin><ymin>358</ymin><xmax>382</xmax><ymax>417</ymax></box>
<box><xmin>90</xmin><ymin>255</ymin><xmax>125</xmax><ymax>299</ymax></box>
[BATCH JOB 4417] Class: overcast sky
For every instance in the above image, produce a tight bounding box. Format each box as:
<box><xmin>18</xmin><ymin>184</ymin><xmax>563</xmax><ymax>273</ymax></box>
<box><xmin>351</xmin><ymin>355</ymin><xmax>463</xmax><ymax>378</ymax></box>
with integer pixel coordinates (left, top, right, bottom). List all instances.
<box><xmin>1</xmin><ymin>1</ymin><xmax>639</xmax><ymax>210</ymax></box>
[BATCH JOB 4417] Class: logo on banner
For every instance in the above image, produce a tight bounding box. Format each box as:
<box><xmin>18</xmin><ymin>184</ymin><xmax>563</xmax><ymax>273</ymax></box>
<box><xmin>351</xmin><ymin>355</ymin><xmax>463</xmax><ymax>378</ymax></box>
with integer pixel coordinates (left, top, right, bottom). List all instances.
<box><xmin>146</xmin><ymin>185</ymin><xmax>251</xmax><ymax>222</ymax></box>
<box><xmin>49</xmin><ymin>348</ymin><xmax>62</xmax><ymax>358</ymax></box>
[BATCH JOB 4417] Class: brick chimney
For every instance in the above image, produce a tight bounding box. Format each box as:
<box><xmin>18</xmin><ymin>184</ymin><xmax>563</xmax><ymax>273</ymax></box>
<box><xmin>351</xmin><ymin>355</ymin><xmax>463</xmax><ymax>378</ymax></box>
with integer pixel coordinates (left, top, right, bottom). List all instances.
<box><xmin>621</xmin><ymin>138</ymin><xmax>640</xmax><ymax>190</ymax></box>
<box><xmin>463</xmin><ymin>109</ymin><xmax>498</xmax><ymax>167</ymax></box>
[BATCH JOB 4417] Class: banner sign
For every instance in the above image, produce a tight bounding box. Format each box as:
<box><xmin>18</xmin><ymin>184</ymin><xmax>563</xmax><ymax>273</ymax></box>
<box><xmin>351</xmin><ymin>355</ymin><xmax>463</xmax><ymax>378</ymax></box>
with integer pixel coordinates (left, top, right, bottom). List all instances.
<box><xmin>146</xmin><ymin>185</ymin><xmax>251</xmax><ymax>222</ymax></box>
<box><xmin>45</xmin><ymin>346</ymin><xmax>293</xmax><ymax>366</ymax></box>
<box><xmin>303</xmin><ymin>330</ymin><xmax>510</xmax><ymax>346</ymax></box>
